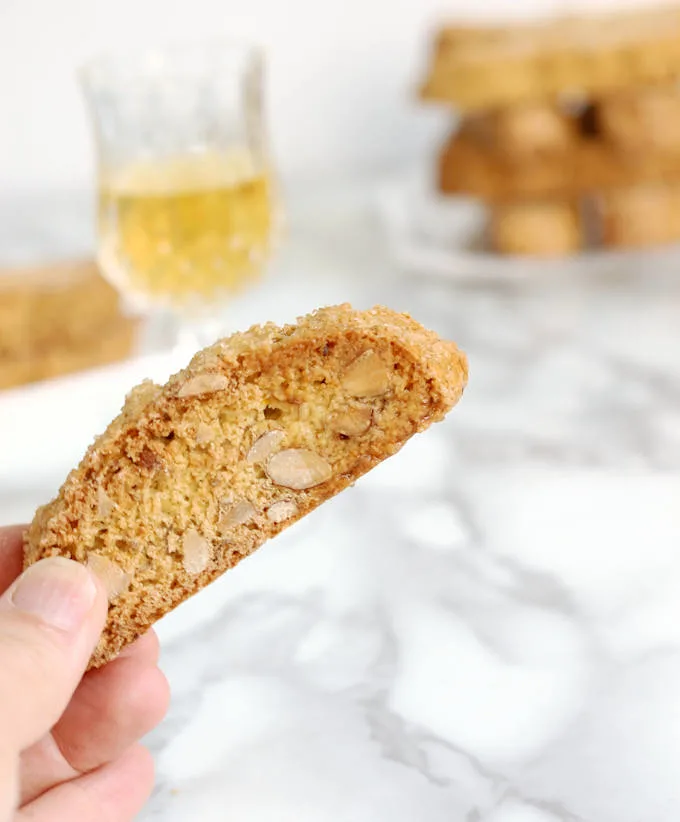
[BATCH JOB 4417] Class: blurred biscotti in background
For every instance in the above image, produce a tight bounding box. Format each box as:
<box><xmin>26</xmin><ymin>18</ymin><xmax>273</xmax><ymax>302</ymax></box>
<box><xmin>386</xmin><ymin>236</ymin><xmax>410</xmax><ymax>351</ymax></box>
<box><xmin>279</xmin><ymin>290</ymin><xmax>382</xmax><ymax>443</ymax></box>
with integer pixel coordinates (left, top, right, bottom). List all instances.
<box><xmin>489</xmin><ymin>200</ymin><xmax>583</xmax><ymax>258</ymax></box>
<box><xmin>0</xmin><ymin>261</ymin><xmax>137</xmax><ymax>390</ymax></box>
<box><xmin>421</xmin><ymin>7</ymin><xmax>680</xmax><ymax>110</ymax></box>
<box><xmin>421</xmin><ymin>7</ymin><xmax>680</xmax><ymax>257</ymax></box>
<box><xmin>597</xmin><ymin>184</ymin><xmax>680</xmax><ymax>249</ymax></box>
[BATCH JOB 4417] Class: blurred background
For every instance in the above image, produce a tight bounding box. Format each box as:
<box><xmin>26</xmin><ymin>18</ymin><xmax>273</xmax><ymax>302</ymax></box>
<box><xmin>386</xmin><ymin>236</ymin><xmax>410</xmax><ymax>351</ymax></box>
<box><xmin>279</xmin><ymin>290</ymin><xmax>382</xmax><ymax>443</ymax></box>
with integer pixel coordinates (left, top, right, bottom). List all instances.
<box><xmin>0</xmin><ymin>0</ymin><xmax>656</xmax><ymax>194</ymax></box>
<box><xmin>2</xmin><ymin>2</ymin><xmax>680</xmax><ymax>820</ymax></box>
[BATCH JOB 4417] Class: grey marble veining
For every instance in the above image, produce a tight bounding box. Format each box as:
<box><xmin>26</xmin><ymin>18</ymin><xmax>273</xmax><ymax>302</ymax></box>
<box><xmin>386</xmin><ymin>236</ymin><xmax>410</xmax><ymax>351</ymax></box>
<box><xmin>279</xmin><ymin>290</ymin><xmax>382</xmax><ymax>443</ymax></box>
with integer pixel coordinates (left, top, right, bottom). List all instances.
<box><xmin>142</xmin><ymin>199</ymin><xmax>680</xmax><ymax>821</ymax></box>
<box><xmin>2</xmin><ymin>186</ymin><xmax>680</xmax><ymax>821</ymax></box>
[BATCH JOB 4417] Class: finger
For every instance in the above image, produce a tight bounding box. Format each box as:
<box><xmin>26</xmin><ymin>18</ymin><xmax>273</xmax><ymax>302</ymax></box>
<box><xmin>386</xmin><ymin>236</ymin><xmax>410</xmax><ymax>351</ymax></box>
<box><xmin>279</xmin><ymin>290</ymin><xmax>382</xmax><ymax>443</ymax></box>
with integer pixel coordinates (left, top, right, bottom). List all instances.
<box><xmin>17</xmin><ymin>744</ymin><xmax>155</xmax><ymax>822</ymax></box>
<box><xmin>0</xmin><ymin>557</ymin><xmax>108</xmax><ymax>752</ymax></box>
<box><xmin>56</xmin><ymin>656</ymin><xmax>169</xmax><ymax>771</ymax></box>
<box><xmin>118</xmin><ymin>628</ymin><xmax>161</xmax><ymax>665</ymax></box>
<box><xmin>0</xmin><ymin>749</ymin><xmax>19</xmax><ymax>822</ymax></box>
<box><xmin>0</xmin><ymin>525</ymin><xmax>26</xmax><ymax>595</ymax></box>
<box><xmin>19</xmin><ymin>630</ymin><xmax>163</xmax><ymax>803</ymax></box>
<box><xmin>20</xmin><ymin>657</ymin><xmax>168</xmax><ymax>803</ymax></box>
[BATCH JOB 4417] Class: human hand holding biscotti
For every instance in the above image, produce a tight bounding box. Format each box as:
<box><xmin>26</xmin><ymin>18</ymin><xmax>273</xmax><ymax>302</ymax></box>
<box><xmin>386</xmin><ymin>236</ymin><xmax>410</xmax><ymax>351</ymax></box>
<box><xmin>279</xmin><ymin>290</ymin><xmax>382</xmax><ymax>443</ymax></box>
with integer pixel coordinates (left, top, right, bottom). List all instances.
<box><xmin>25</xmin><ymin>306</ymin><xmax>467</xmax><ymax>669</ymax></box>
<box><xmin>0</xmin><ymin>525</ymin><xmax>169</xmax><ymax>822</ymax></box>
<box><xmin>7</xmin><ymin>304</ymin><xmax>467</xmax><ymax>821</ymax></box>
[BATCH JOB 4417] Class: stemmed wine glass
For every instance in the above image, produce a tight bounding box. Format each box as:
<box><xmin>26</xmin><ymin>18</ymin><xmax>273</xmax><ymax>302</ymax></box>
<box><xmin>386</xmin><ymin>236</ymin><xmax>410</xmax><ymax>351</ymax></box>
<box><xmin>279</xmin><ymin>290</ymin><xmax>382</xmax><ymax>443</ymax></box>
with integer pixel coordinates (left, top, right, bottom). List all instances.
<box><xmin>80</xmin><ymin>41</ymin><xmax>276</xmax><ymax>351</ymax></box>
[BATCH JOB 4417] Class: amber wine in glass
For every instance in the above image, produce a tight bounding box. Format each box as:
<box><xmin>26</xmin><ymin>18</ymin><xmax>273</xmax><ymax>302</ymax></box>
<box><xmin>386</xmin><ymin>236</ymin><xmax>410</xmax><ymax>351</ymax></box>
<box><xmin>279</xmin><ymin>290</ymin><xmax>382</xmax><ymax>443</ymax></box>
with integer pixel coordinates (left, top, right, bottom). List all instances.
<box><xmin>81</xmin><ymin>42</ymin><xmax>275</xmax><ymax>342</ymax></box>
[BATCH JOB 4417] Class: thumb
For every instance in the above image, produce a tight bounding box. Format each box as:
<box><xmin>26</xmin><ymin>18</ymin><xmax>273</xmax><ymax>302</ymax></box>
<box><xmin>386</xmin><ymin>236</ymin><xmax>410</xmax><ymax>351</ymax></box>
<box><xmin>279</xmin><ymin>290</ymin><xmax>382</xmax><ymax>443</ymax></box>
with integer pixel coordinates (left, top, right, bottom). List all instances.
<box><xmin>0</xmin><ymin>557</ymin><xmax>108</xmax><ymax>753</ymax></box>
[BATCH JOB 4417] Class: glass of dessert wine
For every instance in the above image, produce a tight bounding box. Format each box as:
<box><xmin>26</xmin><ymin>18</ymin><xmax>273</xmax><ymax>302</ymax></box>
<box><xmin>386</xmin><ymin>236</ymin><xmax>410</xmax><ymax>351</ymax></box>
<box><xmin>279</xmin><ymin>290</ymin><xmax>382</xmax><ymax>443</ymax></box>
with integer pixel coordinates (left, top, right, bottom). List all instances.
<box><xmin>80</xmin><ymin>42</ymin><xmax>275</xmax><ymax>350</ymax></box>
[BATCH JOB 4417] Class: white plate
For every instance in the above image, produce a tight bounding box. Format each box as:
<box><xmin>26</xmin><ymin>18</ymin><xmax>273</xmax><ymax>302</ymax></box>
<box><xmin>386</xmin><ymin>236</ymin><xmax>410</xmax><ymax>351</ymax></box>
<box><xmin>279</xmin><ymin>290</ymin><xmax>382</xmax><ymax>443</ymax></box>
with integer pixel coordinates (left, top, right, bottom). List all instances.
<box><xmin>376</xmin><ymin>174</ymin><xmax>680</xmax><ymax>285</ymax></box>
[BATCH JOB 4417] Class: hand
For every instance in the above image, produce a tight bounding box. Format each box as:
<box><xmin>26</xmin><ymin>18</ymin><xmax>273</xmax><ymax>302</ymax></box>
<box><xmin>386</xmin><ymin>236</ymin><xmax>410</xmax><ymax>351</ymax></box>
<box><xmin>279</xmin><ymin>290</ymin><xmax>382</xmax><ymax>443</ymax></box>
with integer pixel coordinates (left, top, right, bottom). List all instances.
<box><xmin>0</xmin><ymin>525</ymin><xmax>169</xmax><ymax>822</ymax></box>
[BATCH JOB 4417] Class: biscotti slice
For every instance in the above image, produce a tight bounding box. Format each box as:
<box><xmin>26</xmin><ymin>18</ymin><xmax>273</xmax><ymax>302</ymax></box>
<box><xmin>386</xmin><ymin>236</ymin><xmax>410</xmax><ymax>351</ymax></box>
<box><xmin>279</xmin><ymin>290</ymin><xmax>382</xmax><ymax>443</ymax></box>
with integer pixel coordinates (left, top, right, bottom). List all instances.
<box><xmin>597</xmin><ymin>184</ymin><xmax>680</xmax><ymax>248</ymax></box>
<box><xmin>489</xmin><ymin>200</ymin><xmax>583</xmax><ymax>257</ymax></box>
<box><xmin>0</xmin><ymin>316</ymin><xmax>138</xmax><ymax>391</ymax></box>
<box><xmin>25</xmin><ymin>305</ymin><xmax>468</xmax><ymax>668</ymax></box>
<box><xmin>438</xmin><ymin>128</ymin><xmax>680</xmax><ymax>202</ymax></box>
<box><xmin>596</xmin><ymin>85</ymin><xmax>680</xmax><ymax>153</ymax></box>
<box><xmin>0</xmin><ymin>260</ymin><xmax>131</xmax><ymax>361</ymax></box>
<box><xmin>421</xmin><ymin>7</ymin><xmax>680</xmax><ymax>110</ymax></box>
<box><xmin>464</xmin><ymin>105</ymin><xmax>577</xmax><ymax>162</ymax></box>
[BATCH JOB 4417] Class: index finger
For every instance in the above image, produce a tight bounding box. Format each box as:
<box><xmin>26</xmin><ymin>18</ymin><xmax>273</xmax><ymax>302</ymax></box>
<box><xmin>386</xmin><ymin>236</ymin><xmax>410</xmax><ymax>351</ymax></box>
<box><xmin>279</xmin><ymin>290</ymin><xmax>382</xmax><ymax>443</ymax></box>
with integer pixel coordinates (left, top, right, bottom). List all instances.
<box><xmin>0</xmin><ymin>525</ymin><xmax>27</xmax><ymax>595</ymax></box>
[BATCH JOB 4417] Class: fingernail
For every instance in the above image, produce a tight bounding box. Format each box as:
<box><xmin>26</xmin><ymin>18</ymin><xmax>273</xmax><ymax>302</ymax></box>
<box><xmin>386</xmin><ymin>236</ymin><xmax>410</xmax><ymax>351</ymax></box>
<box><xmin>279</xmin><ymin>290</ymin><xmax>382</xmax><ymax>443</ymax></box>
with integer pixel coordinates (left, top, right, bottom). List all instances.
<box><xmin>10</xmin><ymin>557</ymin><xmax>97</xmax><ymax>632</ymax></box>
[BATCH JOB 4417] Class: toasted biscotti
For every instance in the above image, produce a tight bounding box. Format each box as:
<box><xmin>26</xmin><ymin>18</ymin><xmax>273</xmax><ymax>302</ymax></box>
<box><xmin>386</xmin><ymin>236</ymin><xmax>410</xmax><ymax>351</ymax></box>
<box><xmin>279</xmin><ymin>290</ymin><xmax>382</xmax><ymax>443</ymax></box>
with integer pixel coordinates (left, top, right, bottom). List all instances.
<box><xmin>0</xmin><ymin>318</ymin><xmax>137</xmax><ymax>391</ymax></box>
<box><xmin>597</xmin><ymin>184</ymin><xmax>680</xmax><ymax>248</ymax></box>
<box><xmin>489</xmin><ymin>199</ymin><xmax>583</xmax><ymax>257</ymax></box>
<box><xmin>596</xmin><ymin>85</ymin><xmax>680</xmax><ymax>154</ymax></box>
<box><xmin>421</xmin><ymin>7</ymin><xmax>680</xmax><ymax>111</ymax></box>
<box><xmin>438</xmin><ymin>129</ymin><xmax>680</xmax><ymax>202</ymax></box>
<box><xmin>463</xmin><ymin>104</ymin><xmax>578</xmax><ymax>162</ymax></box>
<box><xmin>25</xmin><ymin>305</ymin><xmax>468</xmax><ymax>668</ymax></box>
<box><xmin>0</xmin><ymin>261</ymin><xmax>133</xmax><ymax>362</ymax></box>
<box><xmin>0</xmin><ymin>260</ymin><xmax>137</xmax><ymax>390</ymax></box>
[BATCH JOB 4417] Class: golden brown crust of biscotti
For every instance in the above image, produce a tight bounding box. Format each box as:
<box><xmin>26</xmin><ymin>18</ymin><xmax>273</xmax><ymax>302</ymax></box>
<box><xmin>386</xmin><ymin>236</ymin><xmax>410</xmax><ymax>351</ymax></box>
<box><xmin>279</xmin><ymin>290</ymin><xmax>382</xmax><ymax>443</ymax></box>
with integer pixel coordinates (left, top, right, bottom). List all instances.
<box><xmin>0</xmin><ymin>261</ymin><xmax>130</xmax><ymax>360</ymax></box>
<box><xmin>489</xmin><ymin>200</ymin><xmax>583</xmax><ymax>257</ymax></box>
<box><xmin>439</xmin><ymin>129</ymin><xmax>680</xmax><ymax>202</ymax></box>
<box><xmin>0</xmin><ymin>260</ymin><xmax>137</xmax><ymax>390</ymax></box>
<box><xmin>421</xmin><ymin>7</ymin><xmax>680</xmax><ymax>111</ymax></box>
<box><xmin>0</xmin><ymin>318</ymin><xmax>137</xmax><ymax>391</ymax></box>
<box><xmin>597</xmin><ymin>184</ymin><xmax>680</xmax><ymax>249</ymax></box>
<box><xmin>596</xmin><ymin>84</ymin><xmax>680</xmax><ymax>153</ymax></box>
<box><xmin>462</xmin><ymin>105</ymin><xmax>578</xmax><ymax>162</ymax></box>
<box><xmin>25</xmin><ymin>305</ymin><xmax>468</xmax><ymax>668</ymax></box>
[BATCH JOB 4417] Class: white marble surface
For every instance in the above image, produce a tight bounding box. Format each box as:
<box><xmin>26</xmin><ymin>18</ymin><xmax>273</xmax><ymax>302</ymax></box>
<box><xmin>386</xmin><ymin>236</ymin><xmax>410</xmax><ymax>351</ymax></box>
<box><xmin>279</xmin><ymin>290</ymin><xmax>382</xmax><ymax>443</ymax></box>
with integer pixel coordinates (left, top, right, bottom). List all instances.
<box><xmin>2</xmin><ymin>183</ymin><xmax>680</xmax><ymax>821</ymax></box>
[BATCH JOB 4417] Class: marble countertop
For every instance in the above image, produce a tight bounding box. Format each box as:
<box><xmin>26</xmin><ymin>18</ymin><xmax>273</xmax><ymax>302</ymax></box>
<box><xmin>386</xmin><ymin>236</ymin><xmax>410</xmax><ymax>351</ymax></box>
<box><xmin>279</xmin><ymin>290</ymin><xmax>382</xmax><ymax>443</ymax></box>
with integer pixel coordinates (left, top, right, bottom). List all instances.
<box><xmin>2</xmin><ymin>182</ymin><xmax>680</xmax><ymax>821</ymax></box>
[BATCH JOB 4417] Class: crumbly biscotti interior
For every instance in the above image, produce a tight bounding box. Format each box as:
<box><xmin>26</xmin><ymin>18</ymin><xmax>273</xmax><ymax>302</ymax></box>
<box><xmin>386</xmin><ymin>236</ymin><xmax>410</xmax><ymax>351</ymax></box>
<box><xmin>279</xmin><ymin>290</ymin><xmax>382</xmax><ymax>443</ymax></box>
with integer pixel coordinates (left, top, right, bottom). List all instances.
<box><xmin>25</xmin><ymin>305</ymin><xmax>468</xmax><ymax>668</ymax></box>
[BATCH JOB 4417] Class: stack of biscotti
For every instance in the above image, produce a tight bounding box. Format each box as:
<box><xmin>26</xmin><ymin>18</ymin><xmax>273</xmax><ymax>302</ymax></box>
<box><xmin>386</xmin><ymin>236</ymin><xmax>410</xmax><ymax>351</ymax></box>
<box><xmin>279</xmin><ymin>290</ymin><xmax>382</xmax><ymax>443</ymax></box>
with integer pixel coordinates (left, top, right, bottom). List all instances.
<box><xmin>420</xmin><ymin>8</ymin><xmax>680</xmax><ymax>256</ymax></box>
<box><xmin>0</xmin><ymin>261</ymin><xmax>137</xmax><ymax>390</ymax></box>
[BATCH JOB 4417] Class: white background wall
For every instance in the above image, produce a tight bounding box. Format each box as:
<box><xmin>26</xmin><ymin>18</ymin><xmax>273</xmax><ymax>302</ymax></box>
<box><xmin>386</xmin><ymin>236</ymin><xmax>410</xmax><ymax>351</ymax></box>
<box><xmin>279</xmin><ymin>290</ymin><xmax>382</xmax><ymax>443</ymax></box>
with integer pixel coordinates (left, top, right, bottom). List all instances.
<box><xmin>0</xmin><ymin>0</ymin><xmax>654</xmax><ymax>194</ymax></box>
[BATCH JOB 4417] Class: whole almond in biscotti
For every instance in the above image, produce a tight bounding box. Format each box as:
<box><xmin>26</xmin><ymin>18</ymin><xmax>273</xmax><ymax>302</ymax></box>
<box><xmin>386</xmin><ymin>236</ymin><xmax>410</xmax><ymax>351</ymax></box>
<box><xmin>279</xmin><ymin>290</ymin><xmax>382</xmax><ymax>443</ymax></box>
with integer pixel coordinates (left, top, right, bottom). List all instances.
<box><xmin>24</xmin><ymin>304</ymin><xmax>468</xmax><ymax>669</ymax></box>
